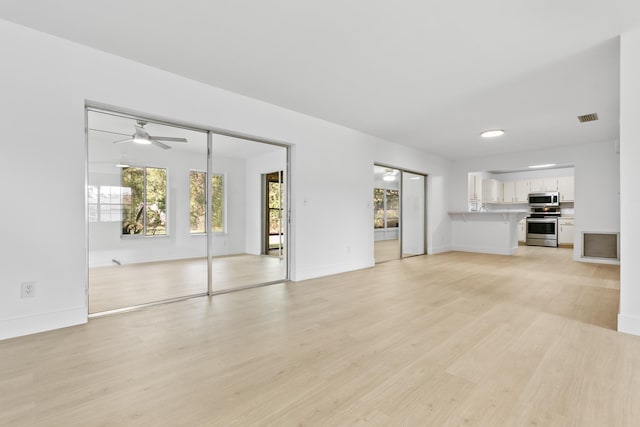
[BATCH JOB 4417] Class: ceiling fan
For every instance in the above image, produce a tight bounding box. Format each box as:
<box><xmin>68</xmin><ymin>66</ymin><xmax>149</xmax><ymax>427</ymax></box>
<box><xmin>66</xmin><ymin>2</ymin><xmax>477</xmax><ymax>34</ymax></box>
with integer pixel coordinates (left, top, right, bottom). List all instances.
<box><xmin>91</xmin><ymin>121</ymin><xmax>188</xmax><ymax>150</ymax></box>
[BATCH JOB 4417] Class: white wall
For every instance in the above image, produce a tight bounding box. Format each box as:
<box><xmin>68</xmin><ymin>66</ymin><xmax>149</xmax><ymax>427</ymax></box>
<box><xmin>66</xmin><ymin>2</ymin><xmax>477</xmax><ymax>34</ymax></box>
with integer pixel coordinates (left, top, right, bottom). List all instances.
<box><xmin>450</xmin><ymin>141</ymin><xmax>620</xmax><ymax>262</ymax></box>
<box><xmin>0</xmin><ymin>20</ymin><xmax>451</xmax><ymax>339</ymax></box>
<box><xmin>619</xmin><ymin>29</ymin><xmax>640</xmax><ymax>335</ymax></box>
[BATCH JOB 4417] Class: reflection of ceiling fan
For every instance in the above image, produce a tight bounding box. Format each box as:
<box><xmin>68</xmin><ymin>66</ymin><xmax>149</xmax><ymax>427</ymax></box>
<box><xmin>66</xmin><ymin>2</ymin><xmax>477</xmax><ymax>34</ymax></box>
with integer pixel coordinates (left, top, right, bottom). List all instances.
<box><xmin>91</xmin><ymin>121</ymin><xmax>188</xmax><ymax>150</ymax></box>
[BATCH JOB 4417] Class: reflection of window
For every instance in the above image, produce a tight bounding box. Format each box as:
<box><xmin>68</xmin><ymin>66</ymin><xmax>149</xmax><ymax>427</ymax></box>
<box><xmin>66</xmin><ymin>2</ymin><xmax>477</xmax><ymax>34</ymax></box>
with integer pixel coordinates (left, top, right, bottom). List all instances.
<box><xmin>266</xmin><ymin>172</ymin><xmax>284</xmax><ymax>249</ymax></box>
<box><xmin>373</xmin><ymin>188</ymin><xmax>399</xmax><ymax>229</ymax></box>
<box><xmin>121</xmin><ymin>167</ymin><xmax>167</xmax><ymax>236</ymax></box>
<box><xmin>189</xmin><ymin>171</ymin><xmax>224</xmax><ymax>234</ymax></box>
<box><xmin>88</xmin><ymin>185</ymin><xmax>128</xmax><ymax>223</ymax></box>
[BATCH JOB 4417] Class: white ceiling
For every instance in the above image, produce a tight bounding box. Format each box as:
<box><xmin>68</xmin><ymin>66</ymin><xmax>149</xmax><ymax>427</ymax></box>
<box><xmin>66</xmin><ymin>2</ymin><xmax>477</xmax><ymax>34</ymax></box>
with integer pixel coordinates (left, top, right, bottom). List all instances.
<box><xmin>2</xmin><ymin>1</ymin><xmax>639</xmax><ymax>160</ymax></box>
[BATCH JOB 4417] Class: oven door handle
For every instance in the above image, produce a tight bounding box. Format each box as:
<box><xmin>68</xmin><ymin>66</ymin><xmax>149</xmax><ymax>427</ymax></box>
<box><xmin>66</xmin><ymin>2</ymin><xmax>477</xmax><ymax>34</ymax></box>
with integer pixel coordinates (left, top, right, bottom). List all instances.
<box><xmin>526</xmin><ymin>218</ymin><xmax>558</xmax><ymax>223</ymax></box>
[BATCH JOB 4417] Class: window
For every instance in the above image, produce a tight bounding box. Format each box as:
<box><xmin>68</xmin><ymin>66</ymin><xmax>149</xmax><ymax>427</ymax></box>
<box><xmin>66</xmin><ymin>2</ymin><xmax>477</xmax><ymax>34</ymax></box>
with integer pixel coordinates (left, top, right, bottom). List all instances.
<box><xmin>88</xmin><ymin>185</ymin><xmax>127</xmax><ymax>223</ymax></box>
<box><xmin>189</xmin><ymin>171</ymin><xmax>224</xmax><ymax>234</ymax></box>
<box><xmin>373</xmin><ymin>188</ymin><xmax>399</xmax><ymax>229</ymax></box>
<box><xmin>121</xmin><ymin>167</ymin><xmax>167</xmax><ymax>236</ymax></box>
<box><xmin>266</xmin><ymin>172</ymin><xmax>284</xmax><ymax>249</ymax></box>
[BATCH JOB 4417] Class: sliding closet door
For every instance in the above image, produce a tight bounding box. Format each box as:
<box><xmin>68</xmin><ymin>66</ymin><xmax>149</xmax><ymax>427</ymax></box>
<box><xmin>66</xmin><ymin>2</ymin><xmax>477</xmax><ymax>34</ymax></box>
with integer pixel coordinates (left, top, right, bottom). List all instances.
<box><xmin>87</xmin><ymin>109</ymin><xmax>209</xmax><ymax>313</ymax></box>
<box><xmin>373</xmin><ymin>165</ymin><xmax>401</xmax><ymax>262</ymax></box>
<box><xmin>401</xmin><ymin>171</ymin><xmax>426</xmax><ymax>257</ymax></box>
<box><xmin>209</xmin><ymin>134</ymin><xmax>288</xmax><ymax>292</ymax></box>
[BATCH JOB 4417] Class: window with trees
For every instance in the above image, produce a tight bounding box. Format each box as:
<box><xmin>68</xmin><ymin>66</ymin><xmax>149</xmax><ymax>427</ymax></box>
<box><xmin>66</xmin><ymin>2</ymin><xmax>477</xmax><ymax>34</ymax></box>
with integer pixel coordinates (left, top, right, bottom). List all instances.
<box><xmin>373</xmin><ymin>188</ymin><xmax>399</xmax><ymax>228</ymax></box>
<box><xmin>189</xmin><ymin>171</ymin><xmax>224</xmax><ymax>234</ymax></box>
<box><xmin>121</xmin><ymin>167</ymin><xmax>167</xmax><ymax>236</ymax></box>
<box><xmin>266</xmin><ymin>172</ymin><xmax>284</xmax><ymax>250</ymax></box>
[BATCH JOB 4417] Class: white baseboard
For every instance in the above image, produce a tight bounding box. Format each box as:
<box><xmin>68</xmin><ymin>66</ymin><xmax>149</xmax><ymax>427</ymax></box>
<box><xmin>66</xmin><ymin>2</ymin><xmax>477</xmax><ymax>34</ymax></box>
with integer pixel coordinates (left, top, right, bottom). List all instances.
<box><xmin>618</xmin><ymin>313</ymin><xmax>640</xmax><ymax>336</ymax></box>
<box><xmin>428</xmin><ymin>245</ymin><xmax>452</xmax><ymax>255</ymax></box>
<box><xmin>574</xmin><ymin>256</ymin><xmax>620</xmax><ymax>265</ymax></box>
<box><xmin>291</xmin><ymin>257</ymin><xmax>374</xmax><ymax>282</ymax></box>
<box><xmin>0</xmin><ymin>306</ymin><xmax>87</xmax><ymax>341</ymax></box>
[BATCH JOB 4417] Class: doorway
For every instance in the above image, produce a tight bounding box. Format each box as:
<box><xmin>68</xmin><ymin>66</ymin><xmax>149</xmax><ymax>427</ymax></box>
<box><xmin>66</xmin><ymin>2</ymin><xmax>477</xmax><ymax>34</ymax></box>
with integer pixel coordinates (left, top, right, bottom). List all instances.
<box><xmin>373</xmin><ymin>165</ymin><xmax>427</xmax><ymax>263</ymax></box>
<box><xmin>263</xmin><ymin>171</ymin><xmax>285</xmax><ymax>257</ymax></box>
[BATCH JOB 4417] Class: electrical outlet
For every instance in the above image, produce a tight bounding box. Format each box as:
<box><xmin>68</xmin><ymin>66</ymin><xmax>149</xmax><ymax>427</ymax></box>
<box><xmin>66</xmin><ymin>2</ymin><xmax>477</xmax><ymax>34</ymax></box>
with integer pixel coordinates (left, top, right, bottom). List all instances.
<box><xmin>21</xmin><ymin>281</ymin><xmax>36</xmax><ymax>298</ymax></box>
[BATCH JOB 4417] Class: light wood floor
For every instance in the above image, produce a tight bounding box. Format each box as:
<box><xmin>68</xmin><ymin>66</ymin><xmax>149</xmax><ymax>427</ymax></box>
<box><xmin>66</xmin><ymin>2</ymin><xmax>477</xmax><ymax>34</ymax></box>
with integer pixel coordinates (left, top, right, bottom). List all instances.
<box><xmin>374</xmin><ymin>239</ymin><xmax>401</xmax><ymax>262</ymax></box>
<box><xmin>2</xmin><ymin>246</ymin><xmax>636</xmax><ymax>426</ymax></box>
<box><xmin>89</xmin><ymin>254</ymin><xmax>286</xmax><ymax>313</ymax></box>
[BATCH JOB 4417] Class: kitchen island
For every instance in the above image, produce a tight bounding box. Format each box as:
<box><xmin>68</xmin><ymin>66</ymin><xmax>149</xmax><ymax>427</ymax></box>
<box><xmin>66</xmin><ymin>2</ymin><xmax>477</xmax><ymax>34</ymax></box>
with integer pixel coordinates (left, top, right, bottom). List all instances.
<box><xmin>448</xmin><ymin>210</ymin><xmax>529</xmax><ymax>255</ymax></box>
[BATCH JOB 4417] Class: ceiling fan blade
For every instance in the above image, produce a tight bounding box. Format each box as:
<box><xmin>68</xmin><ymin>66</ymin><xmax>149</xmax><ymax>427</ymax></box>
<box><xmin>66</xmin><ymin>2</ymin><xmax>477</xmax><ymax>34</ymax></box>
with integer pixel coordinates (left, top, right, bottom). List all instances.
<box><xmin>151</xmin><ymin>139</ymin><xmax>172</xmax><ymax>150</ymax></box>
<box><xmin>149</xmin><ymin>136</ymin><xmax>188</xmax><ymax>143</ymax></box>
<box><xmin>112</xmin><ymin>138</ymin><xmax>134</xmax><ymax>144</ymax></box>
<box><xmin>89</xmin><ymin>128</ymin><xmax>132</xmax><ymax>137</ymax></box>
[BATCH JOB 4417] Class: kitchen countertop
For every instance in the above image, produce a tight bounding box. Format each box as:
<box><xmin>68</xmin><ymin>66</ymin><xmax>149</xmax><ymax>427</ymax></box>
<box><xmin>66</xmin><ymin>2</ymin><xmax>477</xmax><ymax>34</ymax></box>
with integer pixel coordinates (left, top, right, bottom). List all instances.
<box><xmin>449</xmin><ymin>210</ymin><xmax>529</xmax><ymax>218</ymax></box>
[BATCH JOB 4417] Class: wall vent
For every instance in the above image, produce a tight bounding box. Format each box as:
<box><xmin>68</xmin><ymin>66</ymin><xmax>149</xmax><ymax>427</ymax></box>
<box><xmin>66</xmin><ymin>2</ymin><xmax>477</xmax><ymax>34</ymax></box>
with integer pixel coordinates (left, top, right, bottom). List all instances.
<box><xmin>582</xmin><ymin>232</ymin><xmax>619</xmax><ymax>260</ymax></box>
<box><xmin>577</xmin><ymin>113</ymin><xmax>599</xmax><ymax>123</ymax></box>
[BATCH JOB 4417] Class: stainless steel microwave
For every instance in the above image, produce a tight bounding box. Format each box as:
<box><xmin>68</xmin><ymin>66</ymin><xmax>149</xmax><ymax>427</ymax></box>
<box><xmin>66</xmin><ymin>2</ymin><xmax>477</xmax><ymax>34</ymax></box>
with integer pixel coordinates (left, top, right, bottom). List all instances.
<box><xmin>528</xmin><ymin>192</ymin><xmax>559</xmax><ymax>207</ymax></box>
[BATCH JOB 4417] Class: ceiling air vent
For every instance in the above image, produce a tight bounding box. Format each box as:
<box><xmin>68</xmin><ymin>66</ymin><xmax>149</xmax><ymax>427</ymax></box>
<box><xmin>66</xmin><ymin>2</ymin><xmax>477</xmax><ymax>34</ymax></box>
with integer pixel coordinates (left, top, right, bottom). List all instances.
<box><xmin>577</xmin><ymin>113</ymin><xmax>599</xmax><ymax>123</ymax></box>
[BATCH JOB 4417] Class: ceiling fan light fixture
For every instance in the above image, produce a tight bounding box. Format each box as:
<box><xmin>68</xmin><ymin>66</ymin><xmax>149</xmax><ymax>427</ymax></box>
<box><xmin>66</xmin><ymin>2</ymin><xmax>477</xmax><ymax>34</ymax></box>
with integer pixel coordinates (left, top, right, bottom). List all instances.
<box><xmin>480</xmin><ymin>129</ymin><xmax>505</xmax><ymax>138</ymax></box>
<box><xmin>132</xmin><ymin>136</ymin><xmax>151</xmax><ymax>145</ymax></box>
<box><xmin>115</xmin><ymin>155</ymin><xmax>131</xmax><ymax>168</ymax></box>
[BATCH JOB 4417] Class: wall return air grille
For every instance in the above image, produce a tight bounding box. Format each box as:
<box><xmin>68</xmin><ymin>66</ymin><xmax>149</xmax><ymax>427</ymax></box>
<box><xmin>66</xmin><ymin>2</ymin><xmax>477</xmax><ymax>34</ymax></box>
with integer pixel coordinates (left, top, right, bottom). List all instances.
<box><xmin>577</xmin><ymin>113</ymin><xmax>599</xmax><ymax>123</ymax></box>
<box><xmin>582</xmin><ymin>232</ymin><xmax>619</xmax><ymax>261</ymax></box>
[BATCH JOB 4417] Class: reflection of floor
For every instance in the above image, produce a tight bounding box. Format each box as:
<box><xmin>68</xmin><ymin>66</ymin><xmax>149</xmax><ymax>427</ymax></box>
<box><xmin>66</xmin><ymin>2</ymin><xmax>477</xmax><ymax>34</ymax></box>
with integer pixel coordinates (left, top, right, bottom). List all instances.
<box><xmin>89</xmin><ymin>254</ymin><xmax>286</xmax><ymax>313</ymax></box>
<box><xmin>374</xmin><ymin>239</ymin><xmax>400</xmax><ymax>263</ymax></box>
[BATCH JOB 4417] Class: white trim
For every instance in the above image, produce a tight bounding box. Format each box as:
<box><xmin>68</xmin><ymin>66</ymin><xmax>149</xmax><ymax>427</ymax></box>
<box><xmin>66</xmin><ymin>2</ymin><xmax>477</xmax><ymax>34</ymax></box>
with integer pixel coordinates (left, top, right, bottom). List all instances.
<box><xmin>0</xmin><ymin>306</ymin><xmax>87</xmax><ymax>341</ymax></box>
<box><xmin>618</xmin><ymin>313</ymin><xmax>640</xmax><ymax>336</ymax></box>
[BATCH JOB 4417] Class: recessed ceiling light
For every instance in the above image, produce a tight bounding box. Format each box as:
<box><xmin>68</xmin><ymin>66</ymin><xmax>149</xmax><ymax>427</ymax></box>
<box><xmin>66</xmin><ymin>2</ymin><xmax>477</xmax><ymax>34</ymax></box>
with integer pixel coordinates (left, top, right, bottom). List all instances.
<box><xmin>528</xmin><ymin>163</ymin><xmax>556</xmax><ymax>169</ymax></box>
<box><xmin>480</xmin><ymin>129</ymin><xmax>505</xmax><ymax>138</ymax></box>
<box><xmin>383</xmin><ymin>175</ymin><xmax>396</xmax><ymax>182</ymax></box>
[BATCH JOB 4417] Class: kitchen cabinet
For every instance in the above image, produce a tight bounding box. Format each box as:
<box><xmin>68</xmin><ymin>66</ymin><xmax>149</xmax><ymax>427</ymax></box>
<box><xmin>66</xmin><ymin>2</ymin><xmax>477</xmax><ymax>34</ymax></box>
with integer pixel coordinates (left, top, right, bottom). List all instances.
<box><xmin>469</xmin><ymin>174</ymin><xmax>483</xmax><ymax>210</ymax></box>
<box><xmin>558</xmin><ymin>218</ymin><xmax>574</xmax><ymax>246</ymax></box>
<box><xmin>514</xmin><ymin>180</ymin><xmax>529</xmax><ymax>203</ymax></box>
<box><xmin>557</xmin><ymin>176</ymin><xmax>574</xmax><ymax>202</ymax></box>
<box><xmin>502</xmin><ymin>180</ymin><xmax>529</xmax><ymax>203</ymax></box>
<box><xmin>503</xmin><ymin>181</ymin><xmax>515</xmax><ymax>203</ymax></box>
<box><xmin>529</xmin><ymin>178</ymin><xmax>558</xmax><ymax>192</ymax></box>
<box><xmin>518</xmin><ymin>219</ymin><xmax>526</xmax><ymax>242</ymax></box>
<box><xmin>482</xmin><ymin>179</ymin><xmax>503</xmax><ymax>203</ymax></box>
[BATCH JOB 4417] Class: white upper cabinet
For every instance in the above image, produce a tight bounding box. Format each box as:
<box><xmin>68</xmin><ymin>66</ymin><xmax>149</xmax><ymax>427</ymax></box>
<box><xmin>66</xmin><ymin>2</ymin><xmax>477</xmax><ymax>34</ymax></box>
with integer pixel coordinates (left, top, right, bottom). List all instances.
<box><xmin>469</xmin><ymin>174</ymin><xmax>482</xmax><ymax>201</ymax></box>
<box><xmin>503</xmin><ymin>180</ymin><xmax>528</xmax><ymax>203</ymax></box>
<box><xmin>529</xmin><ymin>178</ymin><xmax>558</xmax><ymax>192</ymax></box>
<box><xmin>503</xmin><ymin>181</ymin><xmax>515</xmax><ymax>203</ymax></box>
<box><xmin>482</xmin><ymin>179</ymin><xmax>503</xmax><ymax>203</ymax></box>
<box><xmin>514</xmin><ymin>180</ymin><xmax>530</xmax><ymax>203</ymax></box>
<box><xmin>470</xmin><ymin>173</ymin><xmax>573</xmax><ymax>206</ymax></box>
<box><xmin>557</xmin><ymin>176</ymin><xmax>575</xmax><ymax>202</ymax></box>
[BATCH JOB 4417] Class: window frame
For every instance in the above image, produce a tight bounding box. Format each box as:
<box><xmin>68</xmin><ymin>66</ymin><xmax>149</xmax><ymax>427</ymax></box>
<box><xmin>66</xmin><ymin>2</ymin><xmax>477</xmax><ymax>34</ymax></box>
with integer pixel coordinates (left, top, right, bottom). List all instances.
<box><xmin>120</xmin><ymin>165</ymin><xmax>169</xmax><ymax>238</ymax></box>
<box><xmin>189</xmin><ymin>169</ymin><xmax>227</xmax><ymax>235</ymax></box>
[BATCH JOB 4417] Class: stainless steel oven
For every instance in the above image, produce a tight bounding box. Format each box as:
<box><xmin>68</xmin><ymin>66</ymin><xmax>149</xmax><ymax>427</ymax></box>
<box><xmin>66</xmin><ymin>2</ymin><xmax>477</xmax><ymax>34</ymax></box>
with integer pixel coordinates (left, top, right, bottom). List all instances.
<box><xmin>528</xmin><ymin>192</ymin><xmax>559</xmax><ymax>207</ymax></box>
<box><xmin>526</xmin><ymin>217</ymin><xmax>558</xmax><ymax>247</ymax></box>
